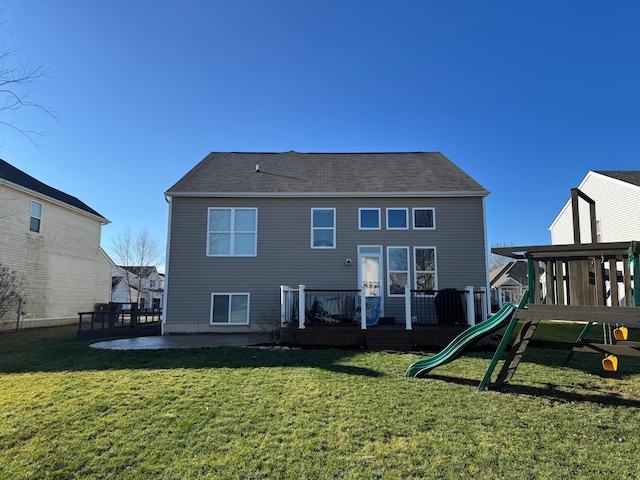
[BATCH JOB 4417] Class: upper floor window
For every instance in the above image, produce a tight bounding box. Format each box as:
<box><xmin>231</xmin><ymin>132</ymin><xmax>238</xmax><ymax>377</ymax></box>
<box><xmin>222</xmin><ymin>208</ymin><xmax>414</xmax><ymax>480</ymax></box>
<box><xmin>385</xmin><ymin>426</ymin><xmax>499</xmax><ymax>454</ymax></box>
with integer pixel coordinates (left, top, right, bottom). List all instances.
<box><xmin>149</xmin><ymin>280</ymin><xmax>156</xmax><ymax>288</ymax></box>
<box><xmin>207</xmin><ymin>208</ymin><xmax>257</xmax><ymax>256</ymax></box>
<box><xmin>387</xmin><ymin>208</ymin><xmax>408</xmax><ymax>230</ymax></box>
<box><xmin>413</xmin><ymin>208</ymin><xmax>435</xmax><ymax>229</ymax></box>
<box><xmin>311</xmin><ymin>208</ymin><xmax>335</xmax><ymax>248</ymax></box>
<box><xmin>29</xmin><ymin>201</ymin><xmax>42</xmax><ymax>233</ymax></box>
<box><xmin>359</xmin><ymin>208</ymin><xmax>381</xmax><ymax>230</ymax></box>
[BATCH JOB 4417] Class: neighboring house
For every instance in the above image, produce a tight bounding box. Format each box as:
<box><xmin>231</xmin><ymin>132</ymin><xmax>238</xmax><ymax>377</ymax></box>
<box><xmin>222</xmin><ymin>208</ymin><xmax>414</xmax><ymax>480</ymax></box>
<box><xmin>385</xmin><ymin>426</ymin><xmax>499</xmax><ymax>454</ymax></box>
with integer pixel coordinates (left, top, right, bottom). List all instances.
<box><xmin>111</xmin><ymin>266</ymin><xmax>164</xmax><ymax>309</ymax></box>
<box><xmin>489</xmin><ymin>261</ymin><xmax>538</xmax><ymax>310</ymax></box>
<box><xmin>549</xmin><ymin>171</ymin><xmax>640</xmax><ymax>245</ymax></box>
<box><xmin>163</xmin><ymin>151</ymin><xmax>490</xmax><ymax>335</ymax></box>
<box><xmin>0</xmin><ymin>158</ymin><xmax>112</xmax><ymax>328</ymax></box>
<box><xmin>549</xmin><ymin>170</ymin><xmax>640</xmax><ymax>306</ymax></box>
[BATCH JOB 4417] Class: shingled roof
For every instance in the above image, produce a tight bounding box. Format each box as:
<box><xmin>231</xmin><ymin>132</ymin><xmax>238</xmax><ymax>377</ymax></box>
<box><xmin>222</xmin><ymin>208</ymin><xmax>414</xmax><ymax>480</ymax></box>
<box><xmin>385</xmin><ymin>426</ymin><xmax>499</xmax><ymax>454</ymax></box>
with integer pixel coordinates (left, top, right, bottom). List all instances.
<box><xmin>0</xmin><ymin>158</ymin><xmax>108</xmax><ymax>221</ymax></box>
<box><xmin>594</xmin><ymin>171</ymin><xmax>640</xmax><ymax>188</ymax></box>
<box><xmin>166</xmin><ymin>152</ymin><xmax>488</xmax><ymax>197</ymax></box>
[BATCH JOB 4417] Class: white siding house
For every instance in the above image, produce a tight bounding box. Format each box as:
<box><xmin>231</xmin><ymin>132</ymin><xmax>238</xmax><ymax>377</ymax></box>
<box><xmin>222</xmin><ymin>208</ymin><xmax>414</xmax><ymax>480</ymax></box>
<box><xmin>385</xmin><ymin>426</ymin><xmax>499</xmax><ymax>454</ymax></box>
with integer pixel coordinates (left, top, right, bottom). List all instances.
<box><xmin>549</xmin><ymin>171</ymin><xmax>640</xmax><ymax>245</ymax></box>
<box><xmin>111</xmin><ymin>266</ymin><xmax>164</xmax><ymax>309</ymax></box>
<box><xmin>0</xmin><ymin>159</ymin><xmax>112</xmax><ymax>328</ymax></box>
<box><xmin>549</xmin><ymin>171</ymin><xmax>640</xmax><ymax>307</ymax></box>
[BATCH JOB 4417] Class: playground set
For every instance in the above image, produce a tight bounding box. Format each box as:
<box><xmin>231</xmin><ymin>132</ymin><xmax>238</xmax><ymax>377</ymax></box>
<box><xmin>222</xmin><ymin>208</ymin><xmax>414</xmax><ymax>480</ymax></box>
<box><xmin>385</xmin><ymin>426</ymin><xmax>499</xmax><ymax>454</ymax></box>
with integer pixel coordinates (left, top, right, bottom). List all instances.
<box><xmin>406</xmin><ymin>188</ymin><xmax>640</xmax><ymax>390</ymax></box>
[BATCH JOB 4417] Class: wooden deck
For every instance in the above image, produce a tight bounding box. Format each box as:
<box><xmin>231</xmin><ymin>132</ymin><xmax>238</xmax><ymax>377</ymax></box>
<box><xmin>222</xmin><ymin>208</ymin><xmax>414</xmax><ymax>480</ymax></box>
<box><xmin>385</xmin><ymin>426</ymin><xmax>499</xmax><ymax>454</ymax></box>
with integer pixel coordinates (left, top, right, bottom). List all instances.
<box><xmin>281</xmin><ymin>323</ymin><xmax>472</xmax><ymax>351</ymax></box>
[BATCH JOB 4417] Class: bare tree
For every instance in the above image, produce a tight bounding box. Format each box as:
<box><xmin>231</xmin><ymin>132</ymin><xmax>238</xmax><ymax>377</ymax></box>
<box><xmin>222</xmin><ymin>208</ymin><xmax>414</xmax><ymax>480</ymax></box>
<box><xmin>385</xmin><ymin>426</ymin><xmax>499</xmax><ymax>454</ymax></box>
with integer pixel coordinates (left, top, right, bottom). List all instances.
<box><xmin>1</xmin><ymin>14</ymin><xmax>56</xmax><ymax>144</ymax></box>
<box><xmin>0</xmin><ymin>263</ymin><xmax>26</xmax><ymax>325</ymax></box>
<box><xmin>489</xmin><ymin>242</ymin><xmax>515</xmax><ymax>272</ymax></box>
<box><xmin>110</xmin><ymin>228</ymin><xmax>164</xmax><ymax>304</ymax></box>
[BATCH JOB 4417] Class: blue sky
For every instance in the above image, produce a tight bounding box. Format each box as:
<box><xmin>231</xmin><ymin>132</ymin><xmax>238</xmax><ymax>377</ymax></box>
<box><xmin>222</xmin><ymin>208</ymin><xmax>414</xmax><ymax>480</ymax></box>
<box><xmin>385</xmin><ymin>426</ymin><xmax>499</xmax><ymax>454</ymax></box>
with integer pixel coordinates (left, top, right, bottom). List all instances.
<box><xmin>2</xmin><ymin>1</ymin><xmax>639</xmax><ymax>264</ymax></box>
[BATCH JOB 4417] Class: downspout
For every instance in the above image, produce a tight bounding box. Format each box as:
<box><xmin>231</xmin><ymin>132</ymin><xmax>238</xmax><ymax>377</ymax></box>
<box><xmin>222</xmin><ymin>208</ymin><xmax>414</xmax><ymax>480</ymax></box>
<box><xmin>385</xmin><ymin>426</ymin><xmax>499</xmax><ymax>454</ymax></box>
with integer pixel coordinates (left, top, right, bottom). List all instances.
<box><xmin>161</xmin><ymin>194</ymin><xmax>172</xmax><ymax>335</ymax></box>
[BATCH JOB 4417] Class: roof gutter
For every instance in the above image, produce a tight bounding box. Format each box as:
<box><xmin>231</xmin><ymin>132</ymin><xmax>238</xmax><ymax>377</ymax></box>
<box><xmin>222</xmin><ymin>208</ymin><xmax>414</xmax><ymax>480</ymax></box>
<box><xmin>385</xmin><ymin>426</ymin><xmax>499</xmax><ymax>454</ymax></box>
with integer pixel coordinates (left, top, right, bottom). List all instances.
<box><xmin>164</xmin><ymin>190</ymin><xmax>490</xmax><ymax>199</ymax></box>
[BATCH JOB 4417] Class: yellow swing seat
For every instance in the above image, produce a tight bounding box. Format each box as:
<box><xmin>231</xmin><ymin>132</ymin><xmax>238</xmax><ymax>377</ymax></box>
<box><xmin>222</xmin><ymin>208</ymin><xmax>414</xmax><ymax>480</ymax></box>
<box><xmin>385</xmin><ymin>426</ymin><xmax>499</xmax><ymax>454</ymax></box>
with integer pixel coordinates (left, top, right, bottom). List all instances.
<box><xmin>602</xmin><ymin>355</ymin><xmax>618</xmax><ymax>372</ymax></box>
<box><xmin>614</xmin><ymin>326</ymin><xmax>629</xmax><ymax>341</ymax></box>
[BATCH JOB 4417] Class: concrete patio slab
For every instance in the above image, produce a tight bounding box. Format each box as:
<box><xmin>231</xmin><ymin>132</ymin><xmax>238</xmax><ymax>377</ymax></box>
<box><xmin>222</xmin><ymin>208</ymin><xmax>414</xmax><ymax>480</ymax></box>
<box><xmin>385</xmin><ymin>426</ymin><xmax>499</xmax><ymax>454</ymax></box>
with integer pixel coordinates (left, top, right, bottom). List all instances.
<box><xmin>89</xmin><ymin>333</ymin><xmax>271</xmax><ymax>350</ymax></box>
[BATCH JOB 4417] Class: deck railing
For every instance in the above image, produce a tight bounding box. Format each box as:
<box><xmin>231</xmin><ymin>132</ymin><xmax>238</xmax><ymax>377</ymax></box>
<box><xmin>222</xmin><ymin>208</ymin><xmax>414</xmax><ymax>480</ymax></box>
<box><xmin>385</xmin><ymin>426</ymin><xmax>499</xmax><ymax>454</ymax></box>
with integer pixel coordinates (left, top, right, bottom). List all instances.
<box><xmin>77</xmin><ymin>302</ymin><xmax>162</xmax><ymax>338</ymax></box>
<box><xmin>410</xmin><ymin>288</ymin><xmax>486</xmax><ymax>325</ymax></box>
<box><xmin>281</xmin><ymin>285</ymin><xmax>488</xmax><ymax>329</ymax></box>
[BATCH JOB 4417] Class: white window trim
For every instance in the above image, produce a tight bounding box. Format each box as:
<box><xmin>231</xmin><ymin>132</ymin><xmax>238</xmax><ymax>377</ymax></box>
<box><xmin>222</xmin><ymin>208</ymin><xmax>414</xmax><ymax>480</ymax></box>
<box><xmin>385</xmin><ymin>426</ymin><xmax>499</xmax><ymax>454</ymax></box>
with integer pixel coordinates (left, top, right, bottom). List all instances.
<box><xmin>29</xmin><ymin>200</ymin><xmax>43</xmax><ymax>234</ymax></box>
<box><xmin>386</xmin><ymin>208</ymin><xmax>409</xmax><ymax>230</ymax></box>
<box><xmin>412</xmin><ymin>207</ymin><xmax>436</xmax><ymax>230</ymax></box>
<box><xmin>358</xmin><ymin>208</ymin><xmax>381</xmax><ymax>230</ymax></box>
<box><xmin>413</xmin><ymin>246</ymin><xmax>438</xmax><ymax>291</ymax></box>
<box><xmin>207</xmin><ymin>207</ymin><xmax>257</xmax><ymax>257</ymax></box>
<box><xmin>311</xmin><ymin>208</ymin><xmax>336</xmax><ymax>249</ymax></box>
<box><xmin>210</xmin><ymin>292</ymin><xmax>250</xmax><ymax>325</ymax></box>
<box><xmin>387</xmin><ymin>246</ymin><xmax>409</xmax><ymax>297</ymax></box>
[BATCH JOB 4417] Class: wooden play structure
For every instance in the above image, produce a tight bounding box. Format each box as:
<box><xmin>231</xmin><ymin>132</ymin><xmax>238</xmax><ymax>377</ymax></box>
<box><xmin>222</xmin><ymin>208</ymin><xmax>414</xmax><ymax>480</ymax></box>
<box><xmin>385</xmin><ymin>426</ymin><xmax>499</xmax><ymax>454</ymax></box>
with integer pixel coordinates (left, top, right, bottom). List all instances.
<box><xmin>478</xmin><ymin>188</ymin><xmax>640</xmax><ymax>390</ymax></box>
<box><xmin>407</xmin><ymin>187</ymin><xmax>640</xmax><ymax>389</ymax></box>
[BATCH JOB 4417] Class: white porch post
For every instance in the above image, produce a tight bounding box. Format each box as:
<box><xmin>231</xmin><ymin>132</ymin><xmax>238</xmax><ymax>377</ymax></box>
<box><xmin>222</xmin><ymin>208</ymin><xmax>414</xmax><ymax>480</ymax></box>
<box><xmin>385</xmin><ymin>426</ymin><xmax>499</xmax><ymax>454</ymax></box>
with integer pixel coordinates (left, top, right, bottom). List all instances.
<box><xmin>280</xmin><ymin>285</ymin><xmax>286</xmax><ymax>326</ymax></box>
<box><xmin>405</xmin><ymin>285</ymin><xmax>412</xmax><ymax>330</ymax></box>
<box><xmin>465</xmin><ymin>286</ymin><xmax>475</xmax><ymax>325</ymax></box>
<box><xmin>498</xmin><ymin>286</ymin><xmax>503</xmax><ymax>308</ymax></box>
<box><xmin>360</xmin><ymin>288</ymin><xmax>367</xmax><ymax>330</ymax></box>
<box><xmin>298</xmin><ymin>285</ymin><xmax>306</xmax><ymax>329</ymax></box>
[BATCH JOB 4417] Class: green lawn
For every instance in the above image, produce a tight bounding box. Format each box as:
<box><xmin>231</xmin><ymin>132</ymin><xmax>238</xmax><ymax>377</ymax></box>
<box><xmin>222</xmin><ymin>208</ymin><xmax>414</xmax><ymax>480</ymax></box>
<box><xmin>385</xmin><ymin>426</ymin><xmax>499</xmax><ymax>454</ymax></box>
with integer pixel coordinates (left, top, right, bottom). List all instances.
<box><xmin>1</xmin><ymin>323</ymin><xmax>639</xmax><ymax>479</ymax></box>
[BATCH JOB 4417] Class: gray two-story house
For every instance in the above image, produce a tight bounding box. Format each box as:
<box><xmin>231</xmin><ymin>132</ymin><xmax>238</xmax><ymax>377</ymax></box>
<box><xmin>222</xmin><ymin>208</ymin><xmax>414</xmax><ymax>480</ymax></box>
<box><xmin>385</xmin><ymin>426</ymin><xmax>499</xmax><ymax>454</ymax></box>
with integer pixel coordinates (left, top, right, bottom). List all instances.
<box><xmin>163</xmin><ymin>151</ymin><xmax>490</xmax><ymax>345</ymax></box>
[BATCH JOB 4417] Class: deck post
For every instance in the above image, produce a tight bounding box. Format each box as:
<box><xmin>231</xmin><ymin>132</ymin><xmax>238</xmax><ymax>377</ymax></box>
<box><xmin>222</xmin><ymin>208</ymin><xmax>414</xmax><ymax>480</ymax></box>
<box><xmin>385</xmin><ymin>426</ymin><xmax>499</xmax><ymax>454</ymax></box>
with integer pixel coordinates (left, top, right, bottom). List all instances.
<box><xmin>480</xmin><ymin>286</ymin><xmax>488</xmax><ymax>320</ymax></box>
<box><xmin>298</xmin><ymin>285</ymin><xmax>306</xmax><ymax>329</ymax></box>
<box><xmin>360</xmin><ymin>288</ymin><xmax>367</xmax><ymax>330</ymax></box>
<box><xmin>280</xmin><ymin>285</ymin><xmax>286</xmax><ymax>326</ymax></box>
<box><xmin>631</xmin><ymin>243</ymin><xmax>640</xmax><ymax>307</ymax></box>
<box><xmin>405</xmin><ymin>285</ymin><xmax>412</xmax><ymax>330</ymax></box>
<box><xmin>465</xmin><ymin>286</ymin><xmax>475</xmax><ymax>324</ymax></box>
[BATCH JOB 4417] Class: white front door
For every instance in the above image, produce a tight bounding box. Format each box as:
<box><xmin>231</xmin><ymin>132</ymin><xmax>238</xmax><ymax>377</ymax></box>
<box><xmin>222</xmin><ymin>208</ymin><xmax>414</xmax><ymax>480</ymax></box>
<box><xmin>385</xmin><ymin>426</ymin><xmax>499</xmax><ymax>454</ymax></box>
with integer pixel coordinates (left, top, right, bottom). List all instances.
<box><xmin>358</xmin><ymin>246</ymin><xmax>383</xmax><ymax>314</ymax></box>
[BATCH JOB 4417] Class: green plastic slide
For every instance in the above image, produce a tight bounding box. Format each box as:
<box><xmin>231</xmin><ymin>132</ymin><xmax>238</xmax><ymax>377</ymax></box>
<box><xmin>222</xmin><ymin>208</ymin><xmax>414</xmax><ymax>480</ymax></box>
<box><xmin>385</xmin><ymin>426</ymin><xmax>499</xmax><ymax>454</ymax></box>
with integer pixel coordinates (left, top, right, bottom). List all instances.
<box><xmin>405</xmin><ymin>303</ymin><xmax>518</xmax><ymax>378</ymax></box>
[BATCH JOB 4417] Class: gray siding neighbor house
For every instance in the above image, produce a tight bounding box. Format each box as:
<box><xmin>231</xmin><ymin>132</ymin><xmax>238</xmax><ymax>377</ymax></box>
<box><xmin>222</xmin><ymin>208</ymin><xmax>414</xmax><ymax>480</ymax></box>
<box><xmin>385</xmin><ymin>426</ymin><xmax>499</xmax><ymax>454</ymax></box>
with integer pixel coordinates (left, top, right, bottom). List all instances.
<box><xmin>163</xmin><ymin>152</ymin><xmax>490</xmax><ymax>342</ymax></box>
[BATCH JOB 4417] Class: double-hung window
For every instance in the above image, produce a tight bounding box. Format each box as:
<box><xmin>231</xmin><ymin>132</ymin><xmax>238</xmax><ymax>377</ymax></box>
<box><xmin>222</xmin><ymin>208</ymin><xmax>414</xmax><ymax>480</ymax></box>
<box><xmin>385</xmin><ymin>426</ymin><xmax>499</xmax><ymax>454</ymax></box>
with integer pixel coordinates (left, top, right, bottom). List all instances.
<box><xmin>210</xmin><ymin>293</ymin><xmax>250</xmax><ymax>324</ymax></box>
<box><xmin>207</xmin><ymin>208</ymin><xmax>257</xmax><ymax>256</ymax></box>
<box><xmin>387</xmin><ymin>246</ymin><xmax>409</xmax><ymax>296</ymax></box>
<box><xmin>414</xmin><ymin>247</ymin><xmax>437</xmax><ymax>290</ymax></box>
<box><xmin>311</xmin><ymin>208</ymin><xmax>335</xmax><ymax>248</ymax></box>
<box><xmin>29</xmin><ymin>201</ymin><xmax>42</xmax><ymax>233</ymax></box>
<box><xmin>413</xmin><ymin>208</ymin><xmax>435</xmax><ymax>229</ymax></box>
<box><xmin>387</xmin><ymin>208</ymin><xmax>408</xmax><ymax>230</ymax></box>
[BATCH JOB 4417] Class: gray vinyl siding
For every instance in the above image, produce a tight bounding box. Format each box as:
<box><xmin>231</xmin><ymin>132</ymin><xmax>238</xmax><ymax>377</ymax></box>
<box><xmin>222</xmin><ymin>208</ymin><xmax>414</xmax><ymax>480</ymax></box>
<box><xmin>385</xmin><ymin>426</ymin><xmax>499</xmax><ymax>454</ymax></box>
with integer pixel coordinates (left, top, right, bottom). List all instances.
<box><xmin>165</xmin><ymin>195</ymin><xmax>487</xmax><ymax>329</ymax></box>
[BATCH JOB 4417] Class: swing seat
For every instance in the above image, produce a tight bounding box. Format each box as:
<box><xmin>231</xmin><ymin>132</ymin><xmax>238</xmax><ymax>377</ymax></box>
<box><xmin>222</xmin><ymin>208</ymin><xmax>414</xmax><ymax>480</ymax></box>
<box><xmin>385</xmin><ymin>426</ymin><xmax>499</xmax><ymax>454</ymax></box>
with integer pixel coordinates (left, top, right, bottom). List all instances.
<box><xmin>602</xmin><ymin>355</ymin><xmax>618</xmax><ymax>372</ymax></box>
<box><xmin>614</xmin><ymin>326</ymin><xmax>628</xmax><ymax>341</ymax></box>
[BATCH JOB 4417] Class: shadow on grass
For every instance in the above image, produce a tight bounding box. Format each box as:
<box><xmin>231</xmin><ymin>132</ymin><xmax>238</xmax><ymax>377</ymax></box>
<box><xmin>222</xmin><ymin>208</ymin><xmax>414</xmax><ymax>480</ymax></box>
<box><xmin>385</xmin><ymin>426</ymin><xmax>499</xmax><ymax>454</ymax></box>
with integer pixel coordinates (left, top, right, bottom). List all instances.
<box><xmin>426</xmin><ymin>373</ymin><xmax>640</xmax><ymax>408</ymax></box>
<box><xmin>0</xmin><ymin>328</ymin><xmax>383</xmax><ymax>378</ymax></box>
